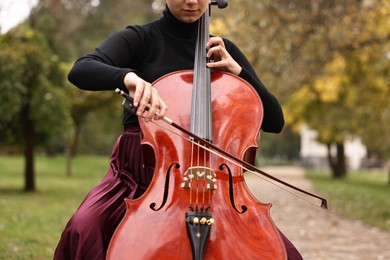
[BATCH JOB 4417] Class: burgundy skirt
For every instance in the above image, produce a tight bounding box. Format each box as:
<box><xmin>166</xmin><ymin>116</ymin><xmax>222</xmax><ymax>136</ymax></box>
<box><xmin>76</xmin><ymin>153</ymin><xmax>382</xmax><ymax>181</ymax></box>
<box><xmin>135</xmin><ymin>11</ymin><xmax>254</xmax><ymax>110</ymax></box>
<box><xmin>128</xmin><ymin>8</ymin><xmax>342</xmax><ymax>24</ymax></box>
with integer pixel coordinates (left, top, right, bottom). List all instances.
<box><xmin>54</xmin><ymin>126</ymin><xmax>302</xmax><ymax>260</ymax></box>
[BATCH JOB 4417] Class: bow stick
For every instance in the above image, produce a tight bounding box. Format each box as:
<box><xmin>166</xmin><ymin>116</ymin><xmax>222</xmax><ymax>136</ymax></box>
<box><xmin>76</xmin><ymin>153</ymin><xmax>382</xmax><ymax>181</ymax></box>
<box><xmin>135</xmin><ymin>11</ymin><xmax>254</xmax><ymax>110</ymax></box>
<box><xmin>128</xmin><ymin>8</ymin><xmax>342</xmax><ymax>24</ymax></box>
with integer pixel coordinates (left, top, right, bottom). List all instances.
<box><xmin>115</xmin><ymin>88</ymin><xmax>328</xmax><ymax>209</ymax></box>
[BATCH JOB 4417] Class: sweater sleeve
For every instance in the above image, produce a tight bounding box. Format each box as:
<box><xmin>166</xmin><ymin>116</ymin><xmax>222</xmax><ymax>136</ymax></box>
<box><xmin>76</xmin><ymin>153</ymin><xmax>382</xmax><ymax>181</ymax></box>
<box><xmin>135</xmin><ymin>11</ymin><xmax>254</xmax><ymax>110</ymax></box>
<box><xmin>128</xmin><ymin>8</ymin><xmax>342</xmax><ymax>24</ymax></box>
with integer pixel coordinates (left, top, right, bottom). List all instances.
<box><xmin>68</xmin><ymin>27</ymin><xmax>143</xmax><ymax>91</ymax></box>
<box><xmin>224</xmin><ymin>39</ymin><xmax>284</xmax><ymax>133</ymax></box>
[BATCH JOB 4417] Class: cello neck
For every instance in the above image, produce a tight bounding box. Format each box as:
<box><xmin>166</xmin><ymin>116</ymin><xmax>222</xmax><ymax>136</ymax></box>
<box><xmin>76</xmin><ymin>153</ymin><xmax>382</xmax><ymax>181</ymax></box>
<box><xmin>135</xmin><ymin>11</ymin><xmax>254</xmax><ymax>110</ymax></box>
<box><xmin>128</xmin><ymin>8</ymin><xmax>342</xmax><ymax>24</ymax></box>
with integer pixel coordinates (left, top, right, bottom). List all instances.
<box><xmin>190</xmin><ymin>6</ymin><xmax>212</xmax><ymax>141</ymax></box>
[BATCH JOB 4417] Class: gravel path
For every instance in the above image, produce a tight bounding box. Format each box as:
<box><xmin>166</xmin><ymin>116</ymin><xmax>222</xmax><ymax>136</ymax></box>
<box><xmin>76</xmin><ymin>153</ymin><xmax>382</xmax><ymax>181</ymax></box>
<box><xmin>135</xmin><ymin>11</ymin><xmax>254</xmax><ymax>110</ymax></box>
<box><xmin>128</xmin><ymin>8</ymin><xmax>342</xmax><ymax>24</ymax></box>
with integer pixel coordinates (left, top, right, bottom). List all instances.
<box><xmin>244</xmin><ymin>166</ymin><xmax>390</xmax><ymax>260</ymax></box>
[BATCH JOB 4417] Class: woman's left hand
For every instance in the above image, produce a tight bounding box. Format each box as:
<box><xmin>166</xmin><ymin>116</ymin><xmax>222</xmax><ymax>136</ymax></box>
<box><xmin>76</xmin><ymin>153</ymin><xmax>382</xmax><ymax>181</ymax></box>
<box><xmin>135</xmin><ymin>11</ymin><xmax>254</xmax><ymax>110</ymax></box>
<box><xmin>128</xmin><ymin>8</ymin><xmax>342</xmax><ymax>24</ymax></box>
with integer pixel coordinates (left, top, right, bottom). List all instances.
<box><xmin>206</xmin><ymin>37</ymin><xmax>242</xmax><ymax>75</ymax></box>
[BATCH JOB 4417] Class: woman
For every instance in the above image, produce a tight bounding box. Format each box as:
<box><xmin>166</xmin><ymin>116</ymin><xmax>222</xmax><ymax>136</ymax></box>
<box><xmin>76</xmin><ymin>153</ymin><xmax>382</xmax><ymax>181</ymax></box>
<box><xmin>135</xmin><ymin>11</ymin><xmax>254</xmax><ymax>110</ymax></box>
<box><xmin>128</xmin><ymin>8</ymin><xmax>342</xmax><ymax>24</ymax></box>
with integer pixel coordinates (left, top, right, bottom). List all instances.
<box><xmin>54</xmin><ymin>0</ymin><xmax>302</xmax><ymax>259</ymax></box>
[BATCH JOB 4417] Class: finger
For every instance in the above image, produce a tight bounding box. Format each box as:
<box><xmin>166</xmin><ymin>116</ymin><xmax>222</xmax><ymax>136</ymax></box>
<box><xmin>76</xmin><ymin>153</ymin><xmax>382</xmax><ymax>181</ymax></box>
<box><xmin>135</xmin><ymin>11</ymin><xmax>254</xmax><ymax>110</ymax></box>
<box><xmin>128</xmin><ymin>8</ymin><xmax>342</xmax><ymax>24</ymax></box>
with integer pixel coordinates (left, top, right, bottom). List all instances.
<box><xmin>136</xmin><ymin>83</ymin><xmax>151</xmax><ymax>116</ymax></box>
<box><xmin>207</xmin><ymin>36</ymin><xmax>225</xmax><ymax>49</ymax></box>
<box><xmin>154</xmin><ymin>97</ymin><xmax>168</xmax><ymax>120</ymax></box>
<box><xmin>207</xmin><ymin>60</ymin><xmax>228</xmax><ymax>71</ymax></box>
<box><xmin>206</xmin><ymin>47</ymin><xmax>242</xmax><ymax>75</ymax></box>
<box><xmin>132</xmin><ymin>81</ymin><xmax>145</xmax><ymax>107</ymax></box>
<box><xmin>207</xmin><ymin>45</ymin><xmax>225</xmax><ymax>60</ymax></box>
<box><xmin>145</xmin><ymin>88</ymin><xmax>160</xmax><ymax>120</ymax></box>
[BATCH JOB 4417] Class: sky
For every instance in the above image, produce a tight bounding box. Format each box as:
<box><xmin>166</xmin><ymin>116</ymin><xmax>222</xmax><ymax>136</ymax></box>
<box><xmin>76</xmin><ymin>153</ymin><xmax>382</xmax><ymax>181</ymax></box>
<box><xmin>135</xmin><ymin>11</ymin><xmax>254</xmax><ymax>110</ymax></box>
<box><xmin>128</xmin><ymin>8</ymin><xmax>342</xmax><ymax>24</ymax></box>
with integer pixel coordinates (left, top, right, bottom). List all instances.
<box><xmin>0</xmin><ymin>0</ymin><xmax>38</xmax><ymax>33</ymax></box>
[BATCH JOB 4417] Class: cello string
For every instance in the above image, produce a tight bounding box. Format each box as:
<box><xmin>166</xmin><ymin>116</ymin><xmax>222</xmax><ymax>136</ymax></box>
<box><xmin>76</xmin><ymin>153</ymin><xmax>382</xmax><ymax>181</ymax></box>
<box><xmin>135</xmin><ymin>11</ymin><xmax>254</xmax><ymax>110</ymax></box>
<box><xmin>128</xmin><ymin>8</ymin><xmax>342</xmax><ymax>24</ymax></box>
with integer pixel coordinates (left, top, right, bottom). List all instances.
<box><xmin>150</xmin><ymin>119</ymin><xmax>324</xmax><ymax>209</ymax></box>
<box><xmin>196</xmin><ymin>141</ymin><xmax>200</xmax><ymax>207</ymax></box>
<box><xmin>189</xmin><ymin>142</ymin><xmax>195</xmax><ymax>207</ymax></box>
<box><xmin>208</xmin><ymin>145</ymin><xmax>212</xmax><ymax>209</ymax></box>
<box><xmin>201</xmin><ymin>145</ymin><xmax>205</xmax><ymax>207</ymax></box>
<box><xmin>202</xmin><ymin>145</ymin><xmax>207</xmax><ymax>208</ymax></box>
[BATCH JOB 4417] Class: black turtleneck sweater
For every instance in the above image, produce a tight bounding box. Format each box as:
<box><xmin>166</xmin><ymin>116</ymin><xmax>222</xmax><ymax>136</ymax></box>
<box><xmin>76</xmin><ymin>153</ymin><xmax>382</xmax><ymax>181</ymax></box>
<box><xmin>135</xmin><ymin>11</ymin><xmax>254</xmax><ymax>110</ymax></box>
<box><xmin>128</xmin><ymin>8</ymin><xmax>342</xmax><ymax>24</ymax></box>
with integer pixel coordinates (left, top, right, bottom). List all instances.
<box><xmin>68</xmin><ymin>9</ymin><xmax>284</xmax><ymax>133</ymax></box>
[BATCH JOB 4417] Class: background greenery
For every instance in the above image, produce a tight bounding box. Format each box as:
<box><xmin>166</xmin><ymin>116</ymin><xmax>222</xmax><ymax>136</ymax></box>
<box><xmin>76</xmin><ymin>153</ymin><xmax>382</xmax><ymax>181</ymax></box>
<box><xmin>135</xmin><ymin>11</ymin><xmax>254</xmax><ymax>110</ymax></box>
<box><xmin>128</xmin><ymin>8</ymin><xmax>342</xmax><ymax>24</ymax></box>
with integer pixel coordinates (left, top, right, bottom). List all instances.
<box><xmin>1</xmin><ymin>0</ymin><xmax>389</xmax><ymax>177</ymax></box>
<box><xmin>0</xmin><ymin>156</ymin><xmax>108</xmax><ymax>259</ymax></box>
<box><xmin>307</xmin><ymin>169</ymin><xmax>390</xmax><ymax>231</ymax></box>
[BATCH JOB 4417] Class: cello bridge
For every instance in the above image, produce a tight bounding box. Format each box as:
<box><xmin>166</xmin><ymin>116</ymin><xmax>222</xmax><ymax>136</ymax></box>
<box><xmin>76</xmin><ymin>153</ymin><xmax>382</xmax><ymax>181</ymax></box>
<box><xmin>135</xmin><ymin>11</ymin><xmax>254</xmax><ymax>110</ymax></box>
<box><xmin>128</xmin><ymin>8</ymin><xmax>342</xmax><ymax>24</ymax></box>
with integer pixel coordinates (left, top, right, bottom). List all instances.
<box><xmin>181</xmin><ymin>166</ymin><xmax>217</xmax><ymax>190</ymax></box>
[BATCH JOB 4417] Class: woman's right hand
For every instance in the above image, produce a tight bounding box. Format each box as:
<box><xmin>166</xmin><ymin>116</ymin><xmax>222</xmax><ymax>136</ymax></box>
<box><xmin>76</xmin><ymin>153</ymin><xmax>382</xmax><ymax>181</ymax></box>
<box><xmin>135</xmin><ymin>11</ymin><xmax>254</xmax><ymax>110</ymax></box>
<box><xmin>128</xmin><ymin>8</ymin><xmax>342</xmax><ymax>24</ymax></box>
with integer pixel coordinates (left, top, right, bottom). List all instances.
<box><xmin>123</xmin><ymin>72</ymin><xmax>168</xmax><ymax>121</ymax></box>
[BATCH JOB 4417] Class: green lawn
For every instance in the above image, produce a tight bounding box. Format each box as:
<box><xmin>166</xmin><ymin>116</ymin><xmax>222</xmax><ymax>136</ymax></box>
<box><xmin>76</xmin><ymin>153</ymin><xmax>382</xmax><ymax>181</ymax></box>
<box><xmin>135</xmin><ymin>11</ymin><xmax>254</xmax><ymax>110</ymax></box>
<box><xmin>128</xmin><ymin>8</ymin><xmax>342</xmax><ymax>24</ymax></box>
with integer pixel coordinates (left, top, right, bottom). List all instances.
<box><xmin>0</xmin><ymin>155</ymin><xmax>109</xmax><ymax>260</ymax></box>
<box><xmin>307</xmin><ymin>169</ymin><xmax>390</xmax><ymax>231</ymax></box>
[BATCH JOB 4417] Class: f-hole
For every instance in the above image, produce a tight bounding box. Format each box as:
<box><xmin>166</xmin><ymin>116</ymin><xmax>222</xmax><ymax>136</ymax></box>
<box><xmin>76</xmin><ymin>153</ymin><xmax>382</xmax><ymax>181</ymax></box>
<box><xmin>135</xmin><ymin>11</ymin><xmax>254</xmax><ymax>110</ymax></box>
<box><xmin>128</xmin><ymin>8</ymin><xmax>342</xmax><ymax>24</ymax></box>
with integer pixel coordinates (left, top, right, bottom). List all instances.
<box><xmin>219</xmin><ymin>163</ymin><xmax>248</xmax><ymax>214</ymax></box>
<box><xmin>150</xmin><ymin>162</ymin><xmax>180</xmax><ymax>211</ymax></box>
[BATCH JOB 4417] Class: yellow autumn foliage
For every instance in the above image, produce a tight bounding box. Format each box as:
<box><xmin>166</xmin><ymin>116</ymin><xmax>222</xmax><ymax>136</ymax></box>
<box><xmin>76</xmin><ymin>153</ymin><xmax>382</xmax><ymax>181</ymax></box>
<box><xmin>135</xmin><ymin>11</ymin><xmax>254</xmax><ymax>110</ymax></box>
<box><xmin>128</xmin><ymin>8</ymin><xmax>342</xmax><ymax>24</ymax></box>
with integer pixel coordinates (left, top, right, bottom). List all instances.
<box><xmin>313</xmin><ymin>54</ymin><xmax>348</xmax><ymax>103</ymax></box>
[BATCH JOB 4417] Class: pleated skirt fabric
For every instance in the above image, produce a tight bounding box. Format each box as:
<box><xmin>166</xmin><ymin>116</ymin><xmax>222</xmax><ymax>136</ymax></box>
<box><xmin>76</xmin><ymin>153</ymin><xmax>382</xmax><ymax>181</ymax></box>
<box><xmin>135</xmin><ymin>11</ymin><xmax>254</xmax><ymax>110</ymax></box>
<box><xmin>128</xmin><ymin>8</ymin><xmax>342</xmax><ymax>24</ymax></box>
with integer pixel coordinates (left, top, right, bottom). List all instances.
<box><xmin>53</xmin><ymin>126</ymin><xmax>153</xmax><ymax>260</ymax></box>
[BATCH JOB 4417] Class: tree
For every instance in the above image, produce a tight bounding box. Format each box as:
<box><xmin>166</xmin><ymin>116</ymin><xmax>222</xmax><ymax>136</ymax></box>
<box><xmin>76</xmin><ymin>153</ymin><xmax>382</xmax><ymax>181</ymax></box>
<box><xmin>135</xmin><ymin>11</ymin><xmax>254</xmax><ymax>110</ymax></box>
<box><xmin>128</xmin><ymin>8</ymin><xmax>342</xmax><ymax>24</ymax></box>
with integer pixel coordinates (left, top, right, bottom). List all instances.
<box><xmin>19</xmin><ymin>0</ymin><xmax>157</xmax><ymax>177</ymax></box>
<box><xmin>214</xmin><ymin>0</ymin><xmax>390</xmax><ymax>177</ymax></box>
<box><xmin>65</xmin><ymin>85</ymin><xmax>121</xmax><ymax>176</ymax></box>
<box><xmin>0</xmin><ymin>29</ymin><xmax>69</xmax><ymax>190</ymax></box>
<box><xmin>29</xmin><ymin>0</ymin><xmax>160</xmax><ymax>61</ymax></box>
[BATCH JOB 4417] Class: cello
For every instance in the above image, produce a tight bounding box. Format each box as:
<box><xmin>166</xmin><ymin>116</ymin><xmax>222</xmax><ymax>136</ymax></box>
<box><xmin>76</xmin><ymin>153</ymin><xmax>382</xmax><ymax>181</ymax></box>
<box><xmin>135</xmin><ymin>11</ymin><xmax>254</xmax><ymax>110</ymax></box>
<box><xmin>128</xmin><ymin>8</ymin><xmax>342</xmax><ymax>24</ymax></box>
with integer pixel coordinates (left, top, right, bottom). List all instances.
<box><xmin>107</xmin><ymin>1</ymin><xmax>326</xmax><ymax>259</ymax></box>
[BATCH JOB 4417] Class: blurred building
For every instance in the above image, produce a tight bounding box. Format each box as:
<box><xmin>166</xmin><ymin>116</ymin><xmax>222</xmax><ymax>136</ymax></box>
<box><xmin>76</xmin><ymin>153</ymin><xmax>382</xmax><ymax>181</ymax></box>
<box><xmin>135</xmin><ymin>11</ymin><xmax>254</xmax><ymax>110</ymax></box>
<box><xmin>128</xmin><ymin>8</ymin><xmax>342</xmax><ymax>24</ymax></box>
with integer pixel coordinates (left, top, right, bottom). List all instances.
<box><xmin>300</xmin><ymin>125</ymin><xmax>367</xmax><ymax>170</ymax></box>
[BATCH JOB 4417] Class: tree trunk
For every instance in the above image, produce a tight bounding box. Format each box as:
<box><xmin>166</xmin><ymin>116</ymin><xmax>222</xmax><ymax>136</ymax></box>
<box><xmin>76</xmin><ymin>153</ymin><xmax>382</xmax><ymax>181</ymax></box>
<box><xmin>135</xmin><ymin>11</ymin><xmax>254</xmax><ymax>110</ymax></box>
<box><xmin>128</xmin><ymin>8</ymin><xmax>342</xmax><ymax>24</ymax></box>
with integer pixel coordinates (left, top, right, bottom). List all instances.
<box><xmin>22</xmin><ymin>103</ymin><xmax>35</xmax><ymax>191</ymax></box>
<box><xmin>66</xmin><ymin>150</ymin><xmax>73</xmax><ymax>177</ymax></box>
<box><xmin>65</xmin><ymin>122</ymin><xmax>82</xmax><ymax>177</ymax></box>
<box><xmin>326</xmin><ymin>142</ymin><xmax>347</xmax><ymax>179</ymax></box>
<box><xmin>335</xmin><ymin>142</ymin><xmax>347</xmax><ymax>178</ymax></box>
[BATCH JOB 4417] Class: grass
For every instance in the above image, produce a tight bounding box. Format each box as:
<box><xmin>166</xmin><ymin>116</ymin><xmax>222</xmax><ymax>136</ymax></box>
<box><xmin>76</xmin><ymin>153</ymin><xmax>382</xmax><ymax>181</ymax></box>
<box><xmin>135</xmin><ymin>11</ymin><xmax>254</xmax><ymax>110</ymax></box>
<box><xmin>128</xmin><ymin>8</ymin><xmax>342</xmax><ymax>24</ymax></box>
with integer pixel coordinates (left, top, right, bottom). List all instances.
<box><xmin>0</xmin><ymin>155</ymin><xmax>109</xmax><ymax>260</ymax></box>
<box><xmin>306</xmin><ymin>169</ymin><xmax>390</xmax><ymax>231</ymax></box>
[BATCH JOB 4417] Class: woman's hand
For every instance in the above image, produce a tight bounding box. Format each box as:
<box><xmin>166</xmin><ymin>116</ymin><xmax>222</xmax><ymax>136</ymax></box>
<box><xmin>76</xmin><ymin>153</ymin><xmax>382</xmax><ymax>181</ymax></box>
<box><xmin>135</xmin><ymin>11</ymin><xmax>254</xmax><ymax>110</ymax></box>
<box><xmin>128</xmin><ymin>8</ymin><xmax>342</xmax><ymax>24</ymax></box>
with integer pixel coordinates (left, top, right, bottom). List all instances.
<box><xmin>206</xmin><ymin>37</ymin><xmax>242</xmax><ymax>75</ymax></box>
<box><xmin>123</xmin><ymin>72</ymin><xmax>168</xmax><ymax>121</ymax></box>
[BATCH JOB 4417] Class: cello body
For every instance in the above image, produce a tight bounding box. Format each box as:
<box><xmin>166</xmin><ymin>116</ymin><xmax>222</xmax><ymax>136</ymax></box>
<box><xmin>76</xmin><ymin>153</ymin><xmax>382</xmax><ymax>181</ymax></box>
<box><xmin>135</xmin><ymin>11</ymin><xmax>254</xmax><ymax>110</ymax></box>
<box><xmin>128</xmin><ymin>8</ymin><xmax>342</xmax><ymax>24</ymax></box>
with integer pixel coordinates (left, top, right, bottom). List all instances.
<box><xmin>106</xmin><ymin>70</ymin><xmax>287</xmax><ymax>259</ymax></box>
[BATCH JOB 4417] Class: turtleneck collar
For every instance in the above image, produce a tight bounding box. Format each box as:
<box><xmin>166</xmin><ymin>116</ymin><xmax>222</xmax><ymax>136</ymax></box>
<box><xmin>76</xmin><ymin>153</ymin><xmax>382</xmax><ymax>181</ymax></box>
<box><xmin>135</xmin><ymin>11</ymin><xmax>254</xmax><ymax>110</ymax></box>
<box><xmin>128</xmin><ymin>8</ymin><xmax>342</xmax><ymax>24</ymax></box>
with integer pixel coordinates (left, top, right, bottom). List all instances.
<box><xmin>159</xmin><ymin>7</ymin><xmax>199</xmax><ymax>39</ymax></box>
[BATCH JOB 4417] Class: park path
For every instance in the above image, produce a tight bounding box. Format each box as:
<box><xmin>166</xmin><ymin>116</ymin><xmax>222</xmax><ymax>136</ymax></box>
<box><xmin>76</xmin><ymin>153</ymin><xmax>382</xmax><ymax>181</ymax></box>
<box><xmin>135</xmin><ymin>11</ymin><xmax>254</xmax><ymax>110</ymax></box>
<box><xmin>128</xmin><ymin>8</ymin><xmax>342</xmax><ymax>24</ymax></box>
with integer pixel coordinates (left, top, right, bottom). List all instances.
<box><xmin>244</xmin><ymin>166</ymin><xmax>390</xmax><ymax>260</ymax></box>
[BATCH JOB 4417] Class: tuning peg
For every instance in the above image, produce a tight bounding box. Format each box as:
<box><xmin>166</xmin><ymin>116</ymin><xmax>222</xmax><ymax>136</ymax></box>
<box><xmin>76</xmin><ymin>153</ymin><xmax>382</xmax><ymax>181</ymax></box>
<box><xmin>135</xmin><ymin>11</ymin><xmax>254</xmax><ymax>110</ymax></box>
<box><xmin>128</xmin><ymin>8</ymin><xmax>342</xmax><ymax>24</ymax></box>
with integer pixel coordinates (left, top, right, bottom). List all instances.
<box><xmin>210</xmin><ymin>0</ymin><xmax>228</xmax><ymax>9</ymax></box>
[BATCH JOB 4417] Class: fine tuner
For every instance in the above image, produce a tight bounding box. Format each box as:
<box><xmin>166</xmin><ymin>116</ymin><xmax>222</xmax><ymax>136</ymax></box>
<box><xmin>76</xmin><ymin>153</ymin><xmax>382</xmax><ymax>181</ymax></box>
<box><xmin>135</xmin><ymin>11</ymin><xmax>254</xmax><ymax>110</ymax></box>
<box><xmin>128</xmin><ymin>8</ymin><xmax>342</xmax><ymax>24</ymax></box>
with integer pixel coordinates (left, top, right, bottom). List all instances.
<box><xmin>193</xmin><ymin>217</ymin><xmax>215</xmax><ymax>226</ymax></box>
